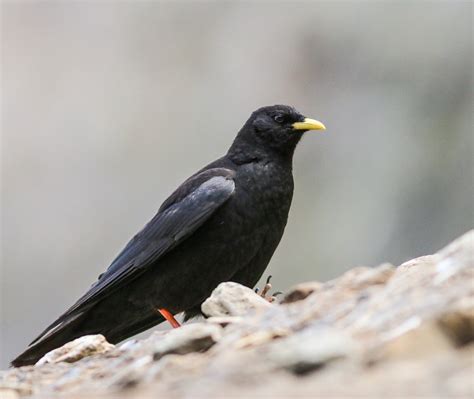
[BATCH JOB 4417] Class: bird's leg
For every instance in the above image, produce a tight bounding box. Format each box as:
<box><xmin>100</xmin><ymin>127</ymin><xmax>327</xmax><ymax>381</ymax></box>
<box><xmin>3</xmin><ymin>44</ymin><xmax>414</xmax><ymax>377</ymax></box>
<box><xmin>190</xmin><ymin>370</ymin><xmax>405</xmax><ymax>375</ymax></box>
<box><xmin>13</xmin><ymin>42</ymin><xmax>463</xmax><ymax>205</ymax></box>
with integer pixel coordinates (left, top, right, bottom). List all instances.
<box><xmin>255</xmin><ymin>275</ymin><xmax>282</xmax><ymax>303</ymax></box>
<box><xmin>157</xmin><ymin>308</ymin><xmax>181</xmax><ymax>328</ymax></box>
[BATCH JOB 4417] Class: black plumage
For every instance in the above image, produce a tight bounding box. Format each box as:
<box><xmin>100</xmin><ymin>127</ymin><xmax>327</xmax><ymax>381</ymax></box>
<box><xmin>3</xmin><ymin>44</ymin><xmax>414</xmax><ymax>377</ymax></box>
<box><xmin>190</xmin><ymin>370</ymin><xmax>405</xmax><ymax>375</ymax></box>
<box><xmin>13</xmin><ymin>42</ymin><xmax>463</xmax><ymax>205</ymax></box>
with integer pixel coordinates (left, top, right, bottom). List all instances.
<box><xmin>12</xmin><ymin>105</ymin><xmax>325</xmax><ymax>367</ymax></box>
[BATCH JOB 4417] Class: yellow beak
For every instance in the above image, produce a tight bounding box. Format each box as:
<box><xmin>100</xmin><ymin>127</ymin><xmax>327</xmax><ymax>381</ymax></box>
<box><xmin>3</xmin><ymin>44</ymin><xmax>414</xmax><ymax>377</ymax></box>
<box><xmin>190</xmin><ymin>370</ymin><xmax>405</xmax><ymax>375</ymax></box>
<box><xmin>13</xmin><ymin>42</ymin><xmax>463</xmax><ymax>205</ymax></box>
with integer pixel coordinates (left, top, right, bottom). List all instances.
<box><xmin>292</xmin><ymin>118</ymin><xmax>326</xmax><ymax>131</ymax></box>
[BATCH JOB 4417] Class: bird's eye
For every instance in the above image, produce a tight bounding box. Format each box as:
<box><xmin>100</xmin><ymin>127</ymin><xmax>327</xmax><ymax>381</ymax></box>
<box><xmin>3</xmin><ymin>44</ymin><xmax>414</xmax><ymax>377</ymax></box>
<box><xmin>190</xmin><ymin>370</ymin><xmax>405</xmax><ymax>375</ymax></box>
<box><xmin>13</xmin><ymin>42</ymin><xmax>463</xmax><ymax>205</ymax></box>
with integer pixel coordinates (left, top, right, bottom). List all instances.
<box><xmin>274</xmin><ymin>115</ymin><xmax>285</xmax><ymax>124</ymax></box>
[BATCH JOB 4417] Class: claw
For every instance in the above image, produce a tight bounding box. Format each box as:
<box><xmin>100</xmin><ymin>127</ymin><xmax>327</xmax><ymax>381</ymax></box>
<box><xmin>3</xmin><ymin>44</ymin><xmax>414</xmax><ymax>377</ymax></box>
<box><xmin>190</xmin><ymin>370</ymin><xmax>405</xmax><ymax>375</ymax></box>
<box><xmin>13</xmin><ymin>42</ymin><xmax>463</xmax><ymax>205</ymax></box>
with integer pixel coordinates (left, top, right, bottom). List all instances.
<box><xmin>256</xmin><ymin>275</ymin><xmax>281</xmax><ymax>303</ymax></box>
<box><xmin>260</xmin><ymin>282</ymin><xmax>272</xmax><ymax>297</ymax></box>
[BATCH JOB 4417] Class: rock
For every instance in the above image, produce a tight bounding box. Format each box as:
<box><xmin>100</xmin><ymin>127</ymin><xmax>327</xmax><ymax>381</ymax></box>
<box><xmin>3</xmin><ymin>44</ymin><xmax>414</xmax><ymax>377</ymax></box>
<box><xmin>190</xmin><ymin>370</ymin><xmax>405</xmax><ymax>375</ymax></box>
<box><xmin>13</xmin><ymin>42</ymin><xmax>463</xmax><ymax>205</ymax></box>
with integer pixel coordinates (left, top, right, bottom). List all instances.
<box><xmin>377</xmin><ymin>318</ymin><xmax>454</xmax><ymax>360</ymax></box>
<box><xmin>281</xmin><ymin>281</ymin><xmax>323</xmax><ymax>304</ymax></box>
<box><xmin>329</xmin><ymin>262</ymin><xmax>396</xmax><ymax>290</ymax></box>
<box><xmin>232</xmin><ymin>328</ymin><xmax>291</xmax><ymax>350</ymax></box>
<box><xmin>438</xmin><ymin>307</ymin><xmax>474</xmax><ymax>347</ymax></box>
<box><xmin>36</xmin><ymin>335</ymin><xmax>114</xmax><ymax>365</ymax></box>
<box><xmin>435</xmin><ymin>229</ymin><xmax>474</xmax><ymax>283</ymax></box>
<box><xmin>1</xmin><ymin>230</ymin><xmax>472</xmax><ymax>399</ymax></box>
<box><xmin>0</xmin><ymin>389</ymin><xmax>20</xmax><ymax>399</ymax></box>
<box><xmin>150</xmin><ymin>323</ymin><xmax>223</xmax><ymax>359</ymax></box>
<box><xmin>206</xmin><ymin>316</ymin><xmax>244</xmax><ymax>327</ymax></box>
<box><xmin>201</xmin><ymin>282</ymin><xmax>272</xmax><ymax>317</ymax></box>
<box><xmin>266</xmin><ymin>326</ymin><xmax>357</xmax><ymax>374</ymax></box>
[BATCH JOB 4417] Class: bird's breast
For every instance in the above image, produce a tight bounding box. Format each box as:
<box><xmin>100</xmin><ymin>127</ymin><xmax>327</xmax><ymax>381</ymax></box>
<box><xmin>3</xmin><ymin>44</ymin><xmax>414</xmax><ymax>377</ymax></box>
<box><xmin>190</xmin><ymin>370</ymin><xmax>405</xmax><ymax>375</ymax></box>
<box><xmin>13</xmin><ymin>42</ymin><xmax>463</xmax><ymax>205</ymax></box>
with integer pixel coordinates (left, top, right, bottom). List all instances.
<box><xmin>232</xmin><ymin>162</ymin><xmax>294</xmax><ymax>228</ymax></box>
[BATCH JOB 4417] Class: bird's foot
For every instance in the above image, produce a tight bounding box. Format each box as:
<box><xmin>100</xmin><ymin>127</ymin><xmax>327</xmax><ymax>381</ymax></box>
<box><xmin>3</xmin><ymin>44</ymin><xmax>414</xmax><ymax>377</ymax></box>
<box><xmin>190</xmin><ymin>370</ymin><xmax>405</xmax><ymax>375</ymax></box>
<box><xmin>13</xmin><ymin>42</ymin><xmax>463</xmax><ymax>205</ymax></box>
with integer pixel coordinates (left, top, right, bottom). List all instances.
<box><xmin>255</xmin><ymin>275</ymin><xmax>282</xmax><ymax>303</ymax></box>
<box><xmin>157</xmin><ymin>308</ymin><xmax>181</xmax><ymax>328</ymax></box>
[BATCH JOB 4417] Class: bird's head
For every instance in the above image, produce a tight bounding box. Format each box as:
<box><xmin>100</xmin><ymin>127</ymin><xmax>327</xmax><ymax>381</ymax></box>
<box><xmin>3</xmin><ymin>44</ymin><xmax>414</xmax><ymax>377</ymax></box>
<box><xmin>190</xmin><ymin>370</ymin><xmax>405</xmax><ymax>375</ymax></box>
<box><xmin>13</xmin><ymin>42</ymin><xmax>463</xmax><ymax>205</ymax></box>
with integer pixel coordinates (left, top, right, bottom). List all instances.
<box><xmin>228</xmin><ymin>105</ymin><xmax>325</xmax><ymax>163</ymax></box>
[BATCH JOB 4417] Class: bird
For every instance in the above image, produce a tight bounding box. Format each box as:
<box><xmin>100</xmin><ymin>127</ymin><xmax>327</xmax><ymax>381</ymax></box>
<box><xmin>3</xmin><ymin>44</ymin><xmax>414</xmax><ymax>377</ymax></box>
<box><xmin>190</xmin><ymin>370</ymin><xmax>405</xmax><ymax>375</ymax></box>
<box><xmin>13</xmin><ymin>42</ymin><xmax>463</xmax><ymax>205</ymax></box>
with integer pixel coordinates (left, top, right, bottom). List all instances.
<box><xmin>11</xmin><ymin>105</ymin><xmax>326</xmax><ymax>367</ymax></box>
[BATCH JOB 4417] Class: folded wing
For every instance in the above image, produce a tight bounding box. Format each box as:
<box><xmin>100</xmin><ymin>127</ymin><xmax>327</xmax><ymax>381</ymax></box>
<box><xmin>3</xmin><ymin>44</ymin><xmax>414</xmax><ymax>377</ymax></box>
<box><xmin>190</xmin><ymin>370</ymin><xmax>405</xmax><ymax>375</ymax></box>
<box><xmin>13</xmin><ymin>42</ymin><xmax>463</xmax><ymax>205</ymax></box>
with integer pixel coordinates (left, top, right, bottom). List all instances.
<box><xmin>30</xmin><ymin>169</ymin><xmax>235</xmax><ymax>346</ymax></box>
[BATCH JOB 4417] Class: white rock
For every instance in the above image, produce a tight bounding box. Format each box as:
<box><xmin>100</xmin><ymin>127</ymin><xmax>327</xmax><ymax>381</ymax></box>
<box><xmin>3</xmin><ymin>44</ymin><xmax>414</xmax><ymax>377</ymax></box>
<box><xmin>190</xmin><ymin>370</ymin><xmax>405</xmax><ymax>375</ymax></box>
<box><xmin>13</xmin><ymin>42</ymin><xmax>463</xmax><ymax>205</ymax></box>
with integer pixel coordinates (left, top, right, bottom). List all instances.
<box><xmin>201</xmin><ymin>282</ymin><xmax>272</xmax><ymax>317</ymax></box>
<box><xmin>435</xmin><ymin>229</ymin><xmax>473</xmax><ymax>283</ymax></box>
<box><xmin>36</xmin><ymin>334</ymin><xmax>114</xmax><ymax>365</ymax></box>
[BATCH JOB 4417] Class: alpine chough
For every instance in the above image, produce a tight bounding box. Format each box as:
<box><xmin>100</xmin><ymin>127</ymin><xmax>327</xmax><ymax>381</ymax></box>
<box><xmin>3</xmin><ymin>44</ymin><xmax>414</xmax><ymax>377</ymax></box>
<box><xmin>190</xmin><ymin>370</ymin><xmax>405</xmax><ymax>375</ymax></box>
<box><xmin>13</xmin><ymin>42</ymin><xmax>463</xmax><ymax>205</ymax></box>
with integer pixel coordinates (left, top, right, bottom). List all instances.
<box><xmin>12</xmin><ymin>105</ymin><xmax>325</xmax><ymax>367</ymax></box>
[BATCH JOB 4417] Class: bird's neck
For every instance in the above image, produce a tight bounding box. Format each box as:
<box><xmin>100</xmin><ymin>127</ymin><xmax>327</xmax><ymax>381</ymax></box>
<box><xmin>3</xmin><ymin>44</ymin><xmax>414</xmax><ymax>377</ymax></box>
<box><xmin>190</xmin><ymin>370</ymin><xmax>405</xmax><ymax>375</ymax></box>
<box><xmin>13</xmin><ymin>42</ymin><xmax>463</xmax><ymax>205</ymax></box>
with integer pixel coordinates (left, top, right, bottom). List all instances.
<box><xmin>227</xmin><ymin>132</ymin><xmax>297</xmax><ymax>166</ymax></box>
<box><xmin>227</xmin><ymin>144</ymin><xmax>294</xmax><ymax>167</ymax></box>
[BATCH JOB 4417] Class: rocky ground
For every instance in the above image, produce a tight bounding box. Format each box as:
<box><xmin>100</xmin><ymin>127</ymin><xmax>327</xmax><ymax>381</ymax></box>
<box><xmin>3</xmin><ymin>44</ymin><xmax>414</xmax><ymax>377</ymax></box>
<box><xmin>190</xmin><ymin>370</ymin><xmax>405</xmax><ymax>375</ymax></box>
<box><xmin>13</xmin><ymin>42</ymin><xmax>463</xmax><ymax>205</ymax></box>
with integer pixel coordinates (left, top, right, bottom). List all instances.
<box><xmin>1</xmin><ymin>231</ymin><xmax>473</xmax><ymax>399</ymax></box>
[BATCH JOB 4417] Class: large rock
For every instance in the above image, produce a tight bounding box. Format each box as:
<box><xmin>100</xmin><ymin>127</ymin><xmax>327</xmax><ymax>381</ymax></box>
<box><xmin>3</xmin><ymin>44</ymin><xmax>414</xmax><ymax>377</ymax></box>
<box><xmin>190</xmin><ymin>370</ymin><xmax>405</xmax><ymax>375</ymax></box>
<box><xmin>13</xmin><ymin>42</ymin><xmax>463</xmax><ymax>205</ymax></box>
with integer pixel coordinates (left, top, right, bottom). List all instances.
<box><xmin>1</xmin><ymin>230</ymin><xmax>472</xmax><ymax>398</ymax></box>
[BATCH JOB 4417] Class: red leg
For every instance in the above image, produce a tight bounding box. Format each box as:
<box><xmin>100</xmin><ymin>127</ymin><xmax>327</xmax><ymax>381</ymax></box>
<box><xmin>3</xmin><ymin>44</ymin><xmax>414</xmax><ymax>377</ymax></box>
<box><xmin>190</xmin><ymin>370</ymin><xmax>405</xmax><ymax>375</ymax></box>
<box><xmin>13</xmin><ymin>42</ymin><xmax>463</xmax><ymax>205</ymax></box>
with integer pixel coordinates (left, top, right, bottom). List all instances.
<box><xmin>157</xmin><ymin>308</ymin><xmax>181</xmax><ymax>328</ymax></box>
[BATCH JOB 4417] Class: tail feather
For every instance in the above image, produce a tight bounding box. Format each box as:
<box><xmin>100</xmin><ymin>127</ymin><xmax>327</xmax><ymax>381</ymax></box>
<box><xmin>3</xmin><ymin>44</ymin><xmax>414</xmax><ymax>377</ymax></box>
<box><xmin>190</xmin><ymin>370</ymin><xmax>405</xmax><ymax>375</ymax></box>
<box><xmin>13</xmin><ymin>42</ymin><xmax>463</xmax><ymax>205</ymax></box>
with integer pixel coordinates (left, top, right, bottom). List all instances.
<box><xmin>106</xmin><ymin>312</ymin><xmax>166</xmax><ymax>344</ymax></box>
<box><xmin>11</xmin><ymin>310</ymin><xmax>166</xmax><ymax>367</ymax></box>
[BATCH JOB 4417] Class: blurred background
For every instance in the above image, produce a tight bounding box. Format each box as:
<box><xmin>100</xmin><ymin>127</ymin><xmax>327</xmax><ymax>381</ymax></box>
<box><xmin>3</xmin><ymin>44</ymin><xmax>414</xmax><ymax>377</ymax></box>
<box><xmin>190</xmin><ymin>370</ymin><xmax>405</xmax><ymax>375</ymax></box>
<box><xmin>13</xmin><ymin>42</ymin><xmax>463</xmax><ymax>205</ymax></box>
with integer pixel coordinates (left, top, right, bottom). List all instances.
<box><xmin>1</xmin><ymin>1</ymin><xmax>472</xmax><ymax>368</ymax></box>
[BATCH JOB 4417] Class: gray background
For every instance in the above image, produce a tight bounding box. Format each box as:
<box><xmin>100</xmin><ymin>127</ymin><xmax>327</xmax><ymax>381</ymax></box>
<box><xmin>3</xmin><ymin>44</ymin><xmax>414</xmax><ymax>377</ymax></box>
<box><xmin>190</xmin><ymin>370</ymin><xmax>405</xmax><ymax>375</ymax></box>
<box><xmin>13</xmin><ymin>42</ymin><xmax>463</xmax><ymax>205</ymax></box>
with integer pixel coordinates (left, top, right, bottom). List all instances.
<box><xmin>1</xmin><ymin>1</ymin><xmax>472</xmax><ymax>368</ymax></box>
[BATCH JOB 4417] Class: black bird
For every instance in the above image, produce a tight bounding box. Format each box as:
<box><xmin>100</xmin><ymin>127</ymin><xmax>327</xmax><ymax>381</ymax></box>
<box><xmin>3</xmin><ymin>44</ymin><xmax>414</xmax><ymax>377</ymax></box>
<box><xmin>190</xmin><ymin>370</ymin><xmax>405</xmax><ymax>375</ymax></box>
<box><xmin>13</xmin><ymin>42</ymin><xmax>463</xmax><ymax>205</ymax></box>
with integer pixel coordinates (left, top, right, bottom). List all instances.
<box><xmin>12</xmin><ymin>105</ymin><xmax>325</xmax><ymax>367</ymax></box>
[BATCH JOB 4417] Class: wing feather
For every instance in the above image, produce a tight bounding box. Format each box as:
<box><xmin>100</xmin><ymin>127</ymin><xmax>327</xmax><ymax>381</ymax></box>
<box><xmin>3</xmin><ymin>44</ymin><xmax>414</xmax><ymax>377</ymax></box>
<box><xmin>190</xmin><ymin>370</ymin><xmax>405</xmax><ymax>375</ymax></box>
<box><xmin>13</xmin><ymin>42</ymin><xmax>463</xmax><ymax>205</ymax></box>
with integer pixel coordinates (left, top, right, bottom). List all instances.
<box><xmin>30</xmin><ymin>170</ymin><xmax>235</xmax><ymax>346</ymax></box>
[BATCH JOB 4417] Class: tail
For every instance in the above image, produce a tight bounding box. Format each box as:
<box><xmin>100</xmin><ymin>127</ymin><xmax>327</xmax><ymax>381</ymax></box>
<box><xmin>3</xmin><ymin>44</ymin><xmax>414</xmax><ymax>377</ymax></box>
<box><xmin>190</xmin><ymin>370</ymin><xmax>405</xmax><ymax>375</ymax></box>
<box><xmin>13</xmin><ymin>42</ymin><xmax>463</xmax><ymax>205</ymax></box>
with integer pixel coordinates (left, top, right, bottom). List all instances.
<box><xmin>11</xmin><ymin>311</ymin><xmax>89</xmax><ymax>367</ymax></box>
<box><xmin>11</xmin><ymin>310</ymin><xmax>166</xmax><ymax>367</ymax></box>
